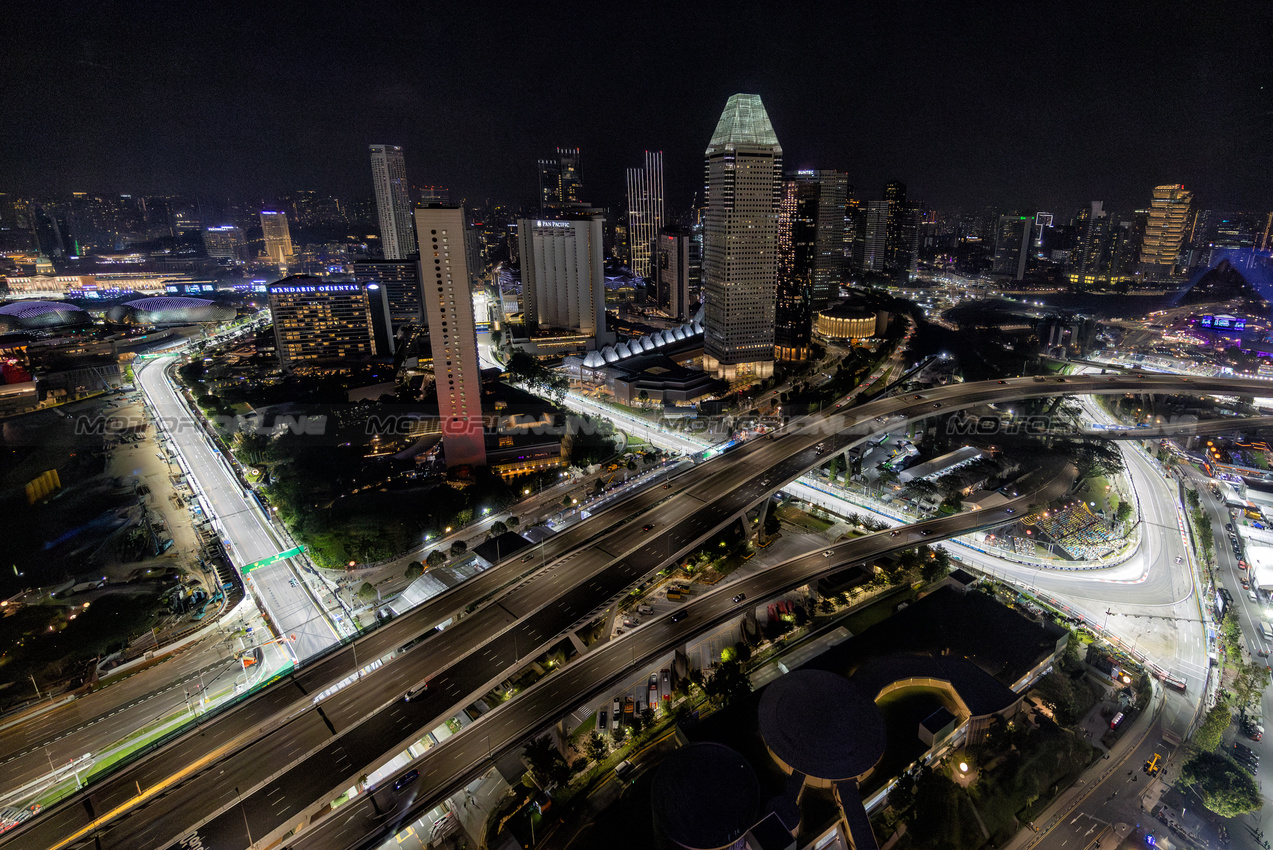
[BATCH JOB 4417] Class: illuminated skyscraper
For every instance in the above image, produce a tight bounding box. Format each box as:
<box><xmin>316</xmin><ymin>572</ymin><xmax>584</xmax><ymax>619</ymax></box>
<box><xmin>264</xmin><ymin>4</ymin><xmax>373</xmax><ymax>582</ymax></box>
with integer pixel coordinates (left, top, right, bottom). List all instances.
<box><xmin>369</xmin><ymin>144</ymin><xmax>415</xmax><ymax>260</ymax></box>
<box><xmin>625</xmin><ymin>151</ymin><xmax>665</xmax><ymax>279</ymax></box>
<box><xmin>853</xmin><ymin>201</ymin><xmax>889</xmax><ymax>273</ymax></box>
<box><xmin>702</xmin><ymin>93</ymin><xmax>782</xmax><ymax>380</ymax></box>
<box><xmin>416</xmin><ymin>205</ymin><xmax>486</xmax><ymax>469</ymax></box>
<box><xmin>785</xmin><ymin>170</ymin><xmax>848</xmax><ymax>309</ymax></box>
<box><xmin>883</xmin><ymin>181</ymin><xmax>920</xmax><ymax>281</ymax></box>
<box><xmin>259</xmin><ymin>210</ymin><xmax>294</xmax><ymax>265</ymax></box>
<box><xmin>992</xmin><ymin>215</ymin><xmax>1033</xmax><ymax>280</ymax></box>
<box><xmin>1139</xmin><ymin>184</ymin><xmax>1194</xmax><ymax>276</ymax></box>
<box><xmin>654</xmin><ymin>227</ymin><xmax>691</xmax><ymax>321</ymax></box>
<box><xmin>352</xmin><ymin>259</ymin><xmax>422</xmax><ymax>328</ymax></box>
<box><xmin>518</xmin><ymin>214</ymin><xmax>607</xmax><ymax>342</ymax></box>
<box><xmin>538</xmin><ymin>148</ymin><xmax>583</xmax><ymax>214</ymax></box>
<box><xmin>775</xmin><ymin>175</ymin><xmax>816</xmax><ymax>361</ymax></box>
<box><xmin>203</xmin><ymin>225</ymin><xmax>246</xmax><ymax>262</ymax></box>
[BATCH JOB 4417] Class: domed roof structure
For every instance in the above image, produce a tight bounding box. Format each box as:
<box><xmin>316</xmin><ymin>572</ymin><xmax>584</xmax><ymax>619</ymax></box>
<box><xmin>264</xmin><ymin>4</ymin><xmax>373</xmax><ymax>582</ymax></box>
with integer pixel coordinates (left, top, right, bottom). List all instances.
<box><xmin>582</xmin><ymin>350</ymin><xmax>606</xmax><ymax>369</ymax></box>
<box><xmin>0</xmin><ymin>300</ymin><xmax>92</xmax><ymax>332</ymax></box>
<box><xmin>672</xmin><ymin>325</ymin><xmax>688</xmax><ymax>341</ymax></box>
<box><xmin>691</xmin><ymin>320</ymin><xmax>704</xmax><ymax>334</ymax></box>
<box><xmin>652</xmin><ymin>743</ymin><xmax>759</xmax><ymax>850</ymax></box>
<box><xmin>105</xmin><ymin>296</ymin><xmax>236</xmax><ymax>326</ymax></box>
<box><xmin>613</xmin><ymin>342</ymin><xmax>632</xmax><ymax>359</ymax></box>
<box><xmin>652</xmin><ymin>331</ymin><xmax>669</xmax><ymax>346</ymax></box>
<box><xmin>602</xmin><ymin>346</ymin><xmax>620</xmax><ymax>364</ymax></box>
<box><xmin>758</xmin><ymin>669</ymin><xmax>886</xmax><ymax>783</ymax></box>
<box><xmin>639</xmin><ymin>336</ymin><xmax>656</xmax><ymax>352</ymax></box>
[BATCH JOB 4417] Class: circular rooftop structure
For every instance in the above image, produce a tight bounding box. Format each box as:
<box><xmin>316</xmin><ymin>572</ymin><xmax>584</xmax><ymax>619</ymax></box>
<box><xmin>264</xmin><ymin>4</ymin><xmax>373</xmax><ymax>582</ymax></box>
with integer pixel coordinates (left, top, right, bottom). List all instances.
<box><xmin>105</xmin><ymin>296</ymin><xmax>236</xmax><ymax>326</ymax></box>
<box><xmin>0</xmin><ymin>300</ymin><xmax>92</xmax><ymax>331</ymax></box>
<box><xmin>758</xmin><ymin>669</ymin><xmax>885</xmax><ymax>783</ymax></box>
<box><xmin>652</xmin><ymin>742</ymin><xmax>759</xmax><ymax>850</ymax></box>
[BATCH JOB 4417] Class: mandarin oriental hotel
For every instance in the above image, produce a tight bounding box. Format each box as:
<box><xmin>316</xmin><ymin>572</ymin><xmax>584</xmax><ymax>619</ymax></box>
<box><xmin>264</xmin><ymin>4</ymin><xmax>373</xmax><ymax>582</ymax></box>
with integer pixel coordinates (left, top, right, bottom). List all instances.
<box><xmin>267</xmin><ymin>277</ymin><xmax>393</xmax><ymax>368</ymax></box>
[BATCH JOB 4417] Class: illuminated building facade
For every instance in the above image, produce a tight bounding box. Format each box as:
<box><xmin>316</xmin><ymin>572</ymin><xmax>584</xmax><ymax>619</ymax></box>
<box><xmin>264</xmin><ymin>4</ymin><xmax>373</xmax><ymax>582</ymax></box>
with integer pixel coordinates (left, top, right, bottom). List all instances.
<box><xmin>518</xmin><ymin>214</ymin><xmax>607</xmax><ymax>343</ymax></box>
<box><xmin>702</xmin><ymin>93</ymin><xmax>782</xmax><ymax>380</ymax></box>
<box><xmin>267</xmin><ymin>276</ymin><xmax>390</xmax><ymax>367</ymax></box>
<box><xmin>538</xmin><ymin>148</ymin><xmax>583</xmax><ymax>215</ymax></box>
<box><xmin>259</xmin><ymin>210</ymin><xmax>294</xmax><ymax>265</ymax></box>
<box><xmin>369</xmin><ymin>144</ymin><xmax>415</xmax><ymax>260</ymax></box>
<box><xmin>352</xmin><ymin>259</ymin><xmax>422</xmax><ymax>328</ymax></box>
<box><xmin>853</xmin><ymin>200</ymin><xmax>889</xmax><ymax>273</ymax></box>
<box><xmin>203</xmin><ymin>225</ymin><xmax>246</xmax><ymax>262</ymax></box>
<box><xmin>775</xmin><ymin>174</ymin><xmax>816</xmax><ymax>361</ymax></box>
<box><xmin>992</xmin><ymin>215</ymin><xmax>1033</xmax><ymax>280</ymax></box>
<box><xmin>416</xmin><ymin>205</ymin><xmax>487</xmax><ymax>469</ymax></box>
<box><xmin>654</xmin><ymin>227</ymin><xmax>691</xmax><ymax>322</ymax></box>
<box><xmin>1139</xmin><ymin>184</ymin><xmax>1194</xmax><ymax>276</ymax></box>
<box><xmin>625</xmin><ymin>150</ymin><xmax>665</xmax><ymax>279</ymax></box>
<box><xmin>815</xmin><ymin>307</ymin><xmax>886</xmax><ymax>340</ymax></box>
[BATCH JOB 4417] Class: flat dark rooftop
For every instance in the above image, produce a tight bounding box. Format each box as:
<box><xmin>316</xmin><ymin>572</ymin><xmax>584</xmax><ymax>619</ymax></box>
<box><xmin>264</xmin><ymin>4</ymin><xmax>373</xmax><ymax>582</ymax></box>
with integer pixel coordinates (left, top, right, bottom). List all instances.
<box><xmin>758</xmin><ymin>669</ymin><xmax>885</xmax><ymax>782</ymax></box>
<box><xmin>807</xmin><ymin>585</ymin><xmax>1066</xmax><ymax>689</ymax></box>
<box><xmin>471</xmin><ymin>531</ymin><xmax>532</xmax><ymax>564</ymax></box>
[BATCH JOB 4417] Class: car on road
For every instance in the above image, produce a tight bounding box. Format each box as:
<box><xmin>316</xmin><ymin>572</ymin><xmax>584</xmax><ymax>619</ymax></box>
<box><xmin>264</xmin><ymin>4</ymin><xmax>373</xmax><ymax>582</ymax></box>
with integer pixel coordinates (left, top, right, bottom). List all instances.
<box><xmin>1250</xmin><ymin>591</ymin><xmax>1259</xmax><ymax>603</ymax></box>
<box><xmin>890</xmin><ymin>530</ymin><xmax>901</xmax><ymax>537</ymax></box>
<box><xmin>404</xmin><ymin>682</ymin><xmax>429</xmax><ymax>701</ymax></box>
<box><xmin>932</xmin><ymin>402</ymin><xmax>942</xmax><ymax>409</ymax></box>
<box><xmin>822</xmin><ymin>549</ymin><xmax>833</xmax><ymax>557</ymax></box>
<box><xmin>920</xmin><ymin>529</ymin><xmax>934</xmax><ymax>536</ymax></box>
<box><xmin>394</xmin><ymin>769</ymin><xmax>420</xmax><ymax>791</ymax></box>
<box><xmin>1175</xmin><ymin>556</ymin><xmax>1183</xmax><ymax>564</ymax></box>
<box><xmin>732</xmin><ymin>593</ymin><xmax>746</xmax><ymax>603</ymax></box>
<box><xmin>912</xmin><ymin>394</ymin><xmax>925</xmax><ymax>400</ymax></box>
<box><xmin>1242</xmin><ymin>578</ymin><xmax>1250</xmax><ymax>589</ymax></box>
<box><xmin>642</xmin><ymin>523</ymin><xmax>654</xmax><ymax>531</ymax></box>
<box><xmin>670</xmin><ymin>611</ymin><xmax>686</xmax><ymax>623</ymax></box>
<box><xmin>997</xmin><ymin>380</ymin><xmax>1007</xmax><ymax>385</ymax></box>
<box><xmin>1005</xmin><ymin>508</ymin><xmax>1015</xmax><ymax>514</ymax></box>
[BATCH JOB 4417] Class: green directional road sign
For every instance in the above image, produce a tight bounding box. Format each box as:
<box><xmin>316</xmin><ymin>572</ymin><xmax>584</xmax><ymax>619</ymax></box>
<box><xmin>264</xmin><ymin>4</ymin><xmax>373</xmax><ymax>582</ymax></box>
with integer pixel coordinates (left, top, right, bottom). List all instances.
<box><xmin>241</xmin><ymin>545</ymin><xmax>305</xmax><ymax>574</ymax></box>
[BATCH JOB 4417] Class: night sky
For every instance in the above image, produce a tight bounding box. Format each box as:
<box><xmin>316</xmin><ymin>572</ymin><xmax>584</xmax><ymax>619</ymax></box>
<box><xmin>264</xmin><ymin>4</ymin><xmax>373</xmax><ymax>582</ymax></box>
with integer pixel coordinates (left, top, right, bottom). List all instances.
<box><xmin>3</xmin><ymin>2</ymin><xmax>1271</xmax><ymax>217</ymax></box>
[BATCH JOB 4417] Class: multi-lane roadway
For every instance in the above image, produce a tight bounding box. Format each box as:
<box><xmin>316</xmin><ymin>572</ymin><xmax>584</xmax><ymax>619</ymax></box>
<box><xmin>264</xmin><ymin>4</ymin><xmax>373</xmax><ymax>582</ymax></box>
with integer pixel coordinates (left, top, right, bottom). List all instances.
<box><xmin>136</xmin><ymin>356</ymin><xmax>340</xmax><ymax>660</ymax></box>
<box><xmin>8</xmin><ymin>372</ymin><xmax>1273</xmax><ymax>850</ymax></box>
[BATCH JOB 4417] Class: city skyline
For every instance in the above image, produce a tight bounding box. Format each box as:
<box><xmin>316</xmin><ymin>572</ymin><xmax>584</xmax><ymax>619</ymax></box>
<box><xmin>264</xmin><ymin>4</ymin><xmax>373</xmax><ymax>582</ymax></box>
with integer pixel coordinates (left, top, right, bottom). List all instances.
<box><xmin>1</xmin><ymin>5</ymin><xmax>1269</xmax><ymax>215</ymax></box>
<box><xmin>4</xmin><ymin>5</ymin><xmax>1273</xmax><ymax>848</ymax></box>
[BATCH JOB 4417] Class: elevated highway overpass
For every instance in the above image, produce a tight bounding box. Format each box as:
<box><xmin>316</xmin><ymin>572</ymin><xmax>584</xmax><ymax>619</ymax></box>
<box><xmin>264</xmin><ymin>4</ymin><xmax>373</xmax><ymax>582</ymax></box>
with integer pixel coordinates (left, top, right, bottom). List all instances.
<box><xmin>9</xmin><ymin>372</ymin><xmax>1273</xmax><ymax>850</ymax></box>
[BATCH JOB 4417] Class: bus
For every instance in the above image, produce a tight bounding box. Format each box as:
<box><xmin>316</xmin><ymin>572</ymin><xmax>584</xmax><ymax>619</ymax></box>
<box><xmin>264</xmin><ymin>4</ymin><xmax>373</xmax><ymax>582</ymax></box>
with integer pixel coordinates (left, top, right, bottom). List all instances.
<box><xmin>1109</xmin><ymin>712</ymin><xmax>1125</xmax><ymax>730</ymax></box>
<box><xmin>1163</xmin><ymin>674</ymin><xmax>1187</xmax><ymax>693</ymax></box>
<box><xmin>1262</xmin><ymin>623</ymin><xmax>1273</xmax><ymax>641</ymax></box>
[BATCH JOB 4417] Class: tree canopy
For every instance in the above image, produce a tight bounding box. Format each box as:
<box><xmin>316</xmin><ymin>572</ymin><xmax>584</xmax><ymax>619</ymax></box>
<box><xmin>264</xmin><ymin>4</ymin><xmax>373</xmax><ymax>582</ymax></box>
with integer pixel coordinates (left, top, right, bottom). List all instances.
<box><xmin>1192</xmin><ymin>705</ymin><xmax>1232</xmax><ymax>753</ymax></box>
<box><xmin>1181</xmin><ymin>751</ymin><xmax>1262</xmax><ymax>817</ymax></box>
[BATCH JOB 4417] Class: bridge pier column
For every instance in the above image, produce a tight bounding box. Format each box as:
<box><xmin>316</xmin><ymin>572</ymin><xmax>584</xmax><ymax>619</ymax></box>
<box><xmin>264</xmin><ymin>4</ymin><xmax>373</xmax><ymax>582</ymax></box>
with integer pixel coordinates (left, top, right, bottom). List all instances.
<box><xmin>673</xmin><ymin>645</ymin><xmax>692</xmax><ymax>683</ymax></box>
<box><xmin>553</xmin><ymin>719</ymin><xmax>569</xmax><ymax>758</ymax></box>
<box><xmin>741</xmin><ymin>606</ymin><xmax>759</xmax><ymax>646</ymax></box>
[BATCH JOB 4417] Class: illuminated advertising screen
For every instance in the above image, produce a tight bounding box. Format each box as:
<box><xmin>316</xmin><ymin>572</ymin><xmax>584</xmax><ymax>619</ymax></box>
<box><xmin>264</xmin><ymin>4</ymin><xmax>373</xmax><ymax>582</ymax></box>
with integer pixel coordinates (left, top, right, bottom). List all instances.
<box><xmin>1199</xmin><ymin>315</ymin><xmax>1213</xmax><ymax>327</ymax></box>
